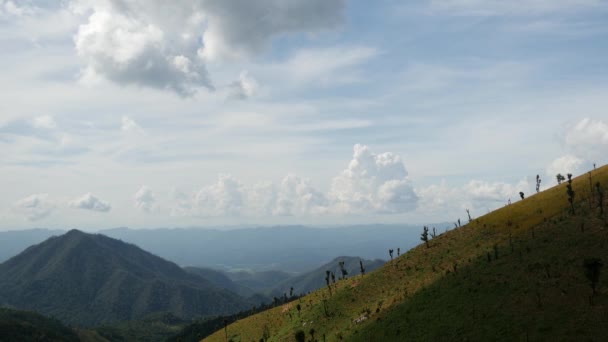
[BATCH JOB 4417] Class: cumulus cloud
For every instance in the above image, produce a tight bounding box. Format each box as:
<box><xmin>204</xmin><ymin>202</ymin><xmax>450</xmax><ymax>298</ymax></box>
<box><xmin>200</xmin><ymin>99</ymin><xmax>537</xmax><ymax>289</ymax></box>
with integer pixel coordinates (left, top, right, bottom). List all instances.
<box><xmin>329</xmin><ymin>144</ymin><xmax>418</xmax><ymax>214</ymax></box>
<box><xmin>546</xmin><ymin>155</ymin><xmax>583</xmax><ymax>179</ymax></box>
<box><xmin>167</xmin><ymin>145</ymin><xmax>417</xmax><ymax>218</ymax></box>
<box><xmin>134</xmin><ymin>186</ymin><xmax>157</xmax><ymax>212</ymax></box>
<box><xmin>69</xmin><ymin>193</ymin><xmax>111</xmax><ymax>212</ymax></box>
<box><xmin>195</xmin><ymin>174</ymin><xmax>244</xmax><ymax>217</ymax></box>
<box><xmin>274</xmin><ymin>174</ymin><xmax>328</xmax><ymax>216</ymax></box>
<box><xmin>71</xmin><ymin>0</ymin><xmax>345</xmax><ymax>95</ymax></box>
<box><xmin>13</xmin><ymin>193</ymin><xmax>55</xmax><ymax>221</ymax></box>
<box><xmin>31</xmin><ymin>115</ymin><xmax>57</xmax><ymax>129</ymax></box>
<box><xmin>228</xmin><ymin>71</ymin><xmax>258</xmax><ymax>100</ymax></box>
<box><xmin>564</xmin><ymin>118</ymin><xmax>608</xmax><ymax>162</ymax></box>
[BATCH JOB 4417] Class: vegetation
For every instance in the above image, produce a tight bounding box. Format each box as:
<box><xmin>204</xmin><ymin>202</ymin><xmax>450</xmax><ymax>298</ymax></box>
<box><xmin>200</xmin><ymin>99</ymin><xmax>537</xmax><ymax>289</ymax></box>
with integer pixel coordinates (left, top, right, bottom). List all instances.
<box><xmin>0</xmin><ymin>308</ymin><xmax>80</xmax><ymax>342</ymax></box>
<box><xmin>202</xmin><ymin>165</ymin><xmax>608</xmax><ymax>342</ymax></box>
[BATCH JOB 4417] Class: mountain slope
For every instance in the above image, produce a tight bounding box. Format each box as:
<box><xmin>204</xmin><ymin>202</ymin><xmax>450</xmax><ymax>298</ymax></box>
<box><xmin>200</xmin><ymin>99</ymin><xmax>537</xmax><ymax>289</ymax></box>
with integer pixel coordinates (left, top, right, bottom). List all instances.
<box><xmin>202</xmin><ymin>165</ymin><xmax>608</xmax><ymax>341</ymax></box>
<box><xmin>0</xmin><ymin>230</ymin><xmax>252</xmax><ymax>327</ymax></box>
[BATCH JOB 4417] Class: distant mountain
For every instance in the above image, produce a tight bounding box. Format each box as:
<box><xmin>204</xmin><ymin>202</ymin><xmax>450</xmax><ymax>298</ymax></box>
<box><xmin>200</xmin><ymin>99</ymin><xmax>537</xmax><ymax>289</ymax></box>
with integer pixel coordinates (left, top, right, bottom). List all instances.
<box><xmin>0</xmin><ymin>229</ymin><xmax>65</xmax><ymax>263</ymax></box>
<box><xmin>100</xmin><ymin>224</ymin><xmax>432</xmax><ymax>272</ymax></box>
<box><xmin>0</xmin><ymin>230</ymin><xmax>252</xmax><ymax>327</ymax></box>
<box><xmin>183</xmin><ymin>267</ymin><xmax>257</xmax><ymax>298</ymax></box>
<box><xmin>270</xmin><ymin>256</ymin><xmax>385</xmax><ymax>296</ymax></box>
<box><xmin>226</xmin><ymin>270</ymin><xmax>293</xmax><ymax>293</ymax></box>
<box><xmin>0</xmin><ymin>225</ymin><xmax>442</xmax><ymax>273</ymax></box>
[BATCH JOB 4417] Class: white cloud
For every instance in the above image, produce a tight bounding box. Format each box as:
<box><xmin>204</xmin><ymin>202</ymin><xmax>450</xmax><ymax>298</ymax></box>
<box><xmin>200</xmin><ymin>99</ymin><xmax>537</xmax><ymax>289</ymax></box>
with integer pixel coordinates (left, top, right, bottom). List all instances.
<box><xmin>564</xmin><ymin>118</ymin><xmax>608</xmax><ymax>163</ymax></box>
<box><xmin>546</xmin><ymin>155</ymin><xmax>583</xmax><ymax>179</ymax></box>
<box><xmin>68</xmin><ymin>193</ymin><xmax>111</xmax><ymax>212</ymax></box>
<box><xmin>13</xmin><ymin>193</ymin><xmax>55</xmax><ymax>221</ymax></box>
<box><xmin>134</xmin><ymin>185</ymin><xmax>157</xmax><ymax>212</ymax></box>
<box><xmin>228</xmin><ymin>71</ymin><xmax>259</xmax><ymax>100</ymax></box>
<box><xmin>31</xmin><ymin>115</ymin><xmax>57</xmax><ymax>129</ymax></box>
<box><xmin>194</xmin><ymin>174</ymin><xmax>244</xmax><ymax>217</ymax></box>
<box><xmin>274</xmin><ymin>174</ymin><xmax>328</xmax><ymax>216</ymax></box>
<box><xmin>73</xmin><ymin>1</ymin><xmax>213</xmax><ymax>96</ymax></box>
<box><xmin>70</xmin><ymin>0</ymin><xmax>345</xmax><ymax>95</ymax></box>
<box><xmin>329</xmin><ymin>144</ymin><xmax>418</xmax><ymax>214</ymax></box>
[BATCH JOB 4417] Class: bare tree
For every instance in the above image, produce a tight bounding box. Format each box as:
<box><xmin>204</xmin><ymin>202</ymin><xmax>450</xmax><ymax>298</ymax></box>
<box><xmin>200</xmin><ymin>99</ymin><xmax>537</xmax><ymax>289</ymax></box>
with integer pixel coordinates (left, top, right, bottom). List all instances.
<box><xmin>536</xmin><ymin>175</ymin><xmax>541</xmax><ymax>193</ymax></box>
<box><xmin>338</xmin><ymin>261</ymin><xmax>348</xmax><ymax>280</ymax></box>
<box><xmin>466</xmin><ymin>209</ymin><xmax>472</xmax><ymax>223</ymax></box>
<box><xmin>389</xmin><ymin>249</ymin><xmax>394</xmax><ymax>261</ymax></box>
<box><xmin>359</xmin><ymin>260</ymin><xmax>365</xmax><ymax>276</ymax></box>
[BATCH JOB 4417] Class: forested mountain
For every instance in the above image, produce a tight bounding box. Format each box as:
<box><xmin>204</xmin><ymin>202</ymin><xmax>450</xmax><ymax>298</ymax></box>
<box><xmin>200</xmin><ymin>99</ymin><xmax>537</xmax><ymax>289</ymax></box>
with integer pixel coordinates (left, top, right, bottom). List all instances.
<box><xmin>0</xmin><ymin>230</ymin><xmax>252</xmax><ymax>327</ymax></box>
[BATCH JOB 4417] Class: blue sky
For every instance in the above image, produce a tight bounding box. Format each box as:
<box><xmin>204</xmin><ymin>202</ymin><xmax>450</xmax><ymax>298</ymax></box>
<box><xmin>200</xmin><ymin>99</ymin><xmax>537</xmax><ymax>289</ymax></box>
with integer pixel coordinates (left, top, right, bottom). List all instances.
<box><xmin>1</xmin><ymin>0</ymin><xmax>607</xmax><ymax>230</ymax></box>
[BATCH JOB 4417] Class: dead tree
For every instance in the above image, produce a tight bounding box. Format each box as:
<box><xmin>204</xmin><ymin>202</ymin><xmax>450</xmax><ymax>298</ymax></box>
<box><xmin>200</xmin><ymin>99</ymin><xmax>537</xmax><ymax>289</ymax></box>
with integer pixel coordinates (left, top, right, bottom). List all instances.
<box><xmin>421</xmin><ymin>226</ymin><xmax>429</xmax><ymax>248</ymax></box>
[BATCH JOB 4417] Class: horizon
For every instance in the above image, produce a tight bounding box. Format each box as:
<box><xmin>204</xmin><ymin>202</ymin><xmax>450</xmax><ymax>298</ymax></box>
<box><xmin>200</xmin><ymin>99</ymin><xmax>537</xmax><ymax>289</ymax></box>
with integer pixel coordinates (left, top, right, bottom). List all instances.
<box><xmin>1</xmin><ymin>0</ymin><xmax>607</xmax><ymax>230</ymax></box>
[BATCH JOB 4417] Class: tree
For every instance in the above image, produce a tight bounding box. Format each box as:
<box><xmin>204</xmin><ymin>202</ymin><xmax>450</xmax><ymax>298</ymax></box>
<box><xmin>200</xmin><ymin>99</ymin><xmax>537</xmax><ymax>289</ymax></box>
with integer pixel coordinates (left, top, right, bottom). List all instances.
<box><xmin>466</xmin><ymin>209</ymin><xmax>472</xmax><ymax>223</ymax></box>
<box><xmin>338</xmin><ymin>261</ymin><xmax>348</xmax><ymax>280</ymax></box>
<box><xmin>296</xmin><ymin>303</ymin><xmax>301</xmax><ymax>317</ymax></box>
<box><xmin>397</xmin><ymin>247</ymin><xmax>401</xmax><ymax>256</ymax></box>
<box><xmin>430</xmin><ymin>227</ymin><xmax>437</xmax><ymax>239</ymax></box>
<box><xmin>567</xmin><ymin>174</ymin><xmax>576</xmax><ymax>215</ymax></box>
<box><xmin>519</xmin><ymin>192</ymin><xmax>525</xmax><ymax>200</ymax></box>
<box><xmin>295</xmin><ymin>330</ymin><xmax>306</xmax><ymax>342</ymax></box>
<box><xmin>421</xmin><ymin>226</ymin><xmax>429</xmax><ymax>248</ymax></box>
<box><xmin>359</xmin><ymin>260</ymin><xmax>365</xmax><ymax>276</ymax></box>
<box><xmin>536</xmin><ymin>175</ymin><xmax>541</xmax><ymax>193</ymax></box>
<box><xmin>584</xmin><ymin>258</ymin><xmax>603</xmax><ymax>302</ymax></box>
<box><xmin>556</xmin><ymin>173</ymin><xmax>565</xmax><ymax>185</ymax></box>
<box><xmin>389</xmin><ymin>249</ymin><xmax>394</xmax><ymax>261</ymax></box>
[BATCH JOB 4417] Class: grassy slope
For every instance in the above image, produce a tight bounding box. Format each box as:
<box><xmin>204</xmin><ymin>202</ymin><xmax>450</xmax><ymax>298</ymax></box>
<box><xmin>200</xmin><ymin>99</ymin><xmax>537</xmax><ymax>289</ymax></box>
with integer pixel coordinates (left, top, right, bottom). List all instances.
<box><xmin>203</xmin><ymin>166</ymin><xmax>608</xmax><ymax>342</ymax></box>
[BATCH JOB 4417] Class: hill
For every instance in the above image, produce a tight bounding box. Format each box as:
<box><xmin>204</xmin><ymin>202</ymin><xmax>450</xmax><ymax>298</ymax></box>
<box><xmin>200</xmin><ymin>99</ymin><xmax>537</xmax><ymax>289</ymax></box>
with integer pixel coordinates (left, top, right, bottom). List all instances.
<box><xmin>202</xmin><ymin>166</ymin><xmax>608</xmax><ymax>341</ymax></box>
<box><xmin>0</xmin><ymin>230</ymin><xmax>252</xmax><ymax>327</ymax></box>
<box><xmin>0</xmin><ymin>308</ymin><xmax>80</xmax><ymax>342</ymax></box>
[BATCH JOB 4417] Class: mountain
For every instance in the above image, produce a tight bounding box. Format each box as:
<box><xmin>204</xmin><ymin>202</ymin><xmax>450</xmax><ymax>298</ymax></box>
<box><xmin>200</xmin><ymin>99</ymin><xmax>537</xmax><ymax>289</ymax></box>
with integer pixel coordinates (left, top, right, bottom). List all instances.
<box><xmin>0</xmin><ymin>230</ymin><xmax>252</xmax><ymax>327</ymax></box>
<box><xmin>202</xmin><ymin>165</ymin><xmax>608</xmax><ymax>341</ymax></box>
<box><xmin>184</xmin><ymin>267</ymin><xmax>257</xmax><ymax>298</ymax></box>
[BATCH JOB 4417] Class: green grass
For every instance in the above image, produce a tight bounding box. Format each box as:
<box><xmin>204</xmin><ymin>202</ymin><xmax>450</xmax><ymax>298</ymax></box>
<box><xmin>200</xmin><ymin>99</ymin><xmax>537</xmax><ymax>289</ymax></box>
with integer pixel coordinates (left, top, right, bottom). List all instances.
<box><xmin>202</xmin><ymin>166</ymin><xmax>608</xmax><ymax>342</ymax></box>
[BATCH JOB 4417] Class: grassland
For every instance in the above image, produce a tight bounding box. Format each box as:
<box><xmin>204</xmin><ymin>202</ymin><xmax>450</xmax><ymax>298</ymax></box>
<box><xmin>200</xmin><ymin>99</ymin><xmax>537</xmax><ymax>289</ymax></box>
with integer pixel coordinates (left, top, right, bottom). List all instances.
<box><xmin>203</xmin><ymin>166</ymin><xmax>608</xmax><ymax>342</ymax></box>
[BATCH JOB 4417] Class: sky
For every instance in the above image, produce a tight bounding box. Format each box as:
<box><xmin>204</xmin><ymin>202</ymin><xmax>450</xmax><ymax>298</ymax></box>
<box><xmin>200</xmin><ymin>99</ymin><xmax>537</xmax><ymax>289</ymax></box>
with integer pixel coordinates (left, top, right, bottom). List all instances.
<box><xmin>1</xmin><ymin>0</ymin><xmax>607</xmax><ymax>230</ymax></box>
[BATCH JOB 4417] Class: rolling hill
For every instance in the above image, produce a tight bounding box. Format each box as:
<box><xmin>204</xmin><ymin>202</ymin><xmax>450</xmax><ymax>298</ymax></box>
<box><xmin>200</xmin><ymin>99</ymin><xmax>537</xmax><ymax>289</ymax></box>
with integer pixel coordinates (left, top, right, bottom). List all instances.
<box><xmin>0</xmin><ymin>230</ymin><xmax>252</xmax><ymax>327</ymax></box>
<box><xmin>202</xmin><ymin>165</ymin><xmax>608</xmax><ymax>341</ymax></box>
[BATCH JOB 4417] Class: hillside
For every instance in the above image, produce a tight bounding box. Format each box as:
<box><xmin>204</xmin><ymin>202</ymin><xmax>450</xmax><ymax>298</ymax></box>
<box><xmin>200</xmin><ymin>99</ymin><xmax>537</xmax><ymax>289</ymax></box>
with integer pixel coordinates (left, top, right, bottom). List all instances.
<box><xmin>0</xmin><ymin>230</ymin><xmax>252</xmax><ymax>327</ymax></box>
<box><xmin>203</xmin><ymin>166</ymin><xmax>608</xmax><ymax>341</ymax></box>
<box><xmin>0</xmin><ymin>308</ymin><xmax>80</xmax><ymax>342</ymax></box>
